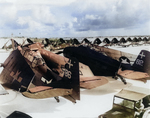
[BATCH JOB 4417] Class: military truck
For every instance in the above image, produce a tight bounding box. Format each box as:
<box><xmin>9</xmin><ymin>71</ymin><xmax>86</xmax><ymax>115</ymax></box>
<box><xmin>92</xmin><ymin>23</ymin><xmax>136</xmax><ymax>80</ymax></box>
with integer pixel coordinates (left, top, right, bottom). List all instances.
<box><xmin>99</xmin><ymin>86</ymin><xmax>150</xmax><ymax>118</ymax></box>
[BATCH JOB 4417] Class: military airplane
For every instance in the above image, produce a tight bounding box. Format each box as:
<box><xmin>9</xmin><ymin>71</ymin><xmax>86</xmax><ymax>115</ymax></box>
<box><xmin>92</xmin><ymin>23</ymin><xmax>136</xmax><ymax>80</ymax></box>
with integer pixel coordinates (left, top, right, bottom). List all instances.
<box><xmin>0</xmin><ymin>39</ymin><xmax>80</xmax><ymax>103</ymax></box>
<box><xmin>63</xmin><ymin>45</ymin><xmax>150</xmax><ymax>84</ymax></box>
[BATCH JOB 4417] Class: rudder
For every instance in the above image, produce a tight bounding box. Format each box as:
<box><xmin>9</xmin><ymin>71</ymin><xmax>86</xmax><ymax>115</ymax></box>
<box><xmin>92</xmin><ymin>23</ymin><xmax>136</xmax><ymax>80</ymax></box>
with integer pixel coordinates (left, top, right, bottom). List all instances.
<box><xmin>132</xmin><ymin>50</ymin><xmax>150</xmax><ymax>75</ymax></box>
<box><xmin>62</xmin><ymin>58</ymin><xmax>80</xmax><ymax>102</ymax></box>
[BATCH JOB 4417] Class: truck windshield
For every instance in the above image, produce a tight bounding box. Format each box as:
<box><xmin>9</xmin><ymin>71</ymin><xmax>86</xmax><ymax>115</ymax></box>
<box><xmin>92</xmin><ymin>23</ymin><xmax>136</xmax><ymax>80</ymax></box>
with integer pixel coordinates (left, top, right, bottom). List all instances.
<box><xmin>114</xmin><ymin>97</ymin><xmax>135</xmax><ymax>109</ymax></box>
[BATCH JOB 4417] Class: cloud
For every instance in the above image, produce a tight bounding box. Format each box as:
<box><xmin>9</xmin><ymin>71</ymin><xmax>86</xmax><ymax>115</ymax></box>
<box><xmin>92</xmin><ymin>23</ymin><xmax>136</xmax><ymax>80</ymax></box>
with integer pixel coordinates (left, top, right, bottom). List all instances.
<box><xmin>0</xmin><ymin>0</ymin><xmax>149</xmax><ymax>37</ymax></box>
<box><xmin>0</xmin><ymin>3</ymin><xmax>17</xmax><ymax>23</ymax></box>
<box><xmin>31</xmin><ymin>6</ymin><xmax>56</xmax><ymax>26</ymax></box>
<box><xmin>72</xmin><ymin>0</ymin><xmax>150</xmax><ymax>32</ymax></box>
<box><xmin>2</xmin><ymin>0</ymin><xmax>76</xmax><ymax>6</ymax></box>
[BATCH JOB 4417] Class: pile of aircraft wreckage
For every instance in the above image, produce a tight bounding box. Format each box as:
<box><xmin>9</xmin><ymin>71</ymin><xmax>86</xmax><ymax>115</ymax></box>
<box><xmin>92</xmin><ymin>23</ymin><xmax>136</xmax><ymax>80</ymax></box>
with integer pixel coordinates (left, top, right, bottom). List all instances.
<box><xmin>0</xmin><ymin>37</ymin><xmax>150</xmax><ymax>117</ymax></box>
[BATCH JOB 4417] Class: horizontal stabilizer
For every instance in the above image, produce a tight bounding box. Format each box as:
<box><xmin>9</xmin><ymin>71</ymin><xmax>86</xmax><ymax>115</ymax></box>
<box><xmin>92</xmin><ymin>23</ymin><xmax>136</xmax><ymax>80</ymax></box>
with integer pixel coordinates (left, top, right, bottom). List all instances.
<box><xmin>118</xmin><ymin>69</ymin><xmax>149</xmax><ymax>82</ymax></box>
<box><xmin>22</xmin><ymin>88</ymin><xmax>72</xmax><ymax>99</ymax></box>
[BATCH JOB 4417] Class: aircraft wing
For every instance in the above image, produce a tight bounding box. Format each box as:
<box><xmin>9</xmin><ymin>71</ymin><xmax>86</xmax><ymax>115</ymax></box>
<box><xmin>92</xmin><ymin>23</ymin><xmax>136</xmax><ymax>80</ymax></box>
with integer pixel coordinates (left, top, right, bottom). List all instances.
<box><xmin>91</xmin><ymin>44</ymin><xmax>137</xmax><ymax>62</ymax></box>
<box><xmin>79</xmin><ymin>63</ymin><xmax>108</xmax><ymax>89</ymax></box>
<box><xmin>118</xmin><ymin>69</ymin><xmax>149</xmax><ymax>83</ymax></box>
<box><xmin>22</xmin><ymin>86</ymin><xmax>72</xmax><ymax>99</ymax></box>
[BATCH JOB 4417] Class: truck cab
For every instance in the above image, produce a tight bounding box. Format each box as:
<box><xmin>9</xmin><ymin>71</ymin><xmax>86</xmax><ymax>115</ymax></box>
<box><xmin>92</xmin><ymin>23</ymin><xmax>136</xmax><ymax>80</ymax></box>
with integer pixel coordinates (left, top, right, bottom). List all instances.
<box><xmin>99</xmin><ymin>86</ymin><xmax>150</xmax><ymax>118</ymax></box>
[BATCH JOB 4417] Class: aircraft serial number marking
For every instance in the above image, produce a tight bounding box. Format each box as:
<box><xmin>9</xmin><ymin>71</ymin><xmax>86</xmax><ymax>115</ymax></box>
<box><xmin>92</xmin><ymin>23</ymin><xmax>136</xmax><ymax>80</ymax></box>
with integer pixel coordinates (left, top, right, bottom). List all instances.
<box><xmin>136</xmin><ymin>59</ymin><xmax>143</xmax><ymax>66</ymax></box>
<box><xmin>64</xmin><ymin>70</ymin><xmax>72</xmax><ymax>79</ymax></box>
<box><xmin>62</xmin><ymin>68</ymin><xmax>72</xmax><ymax>79</ymax></box>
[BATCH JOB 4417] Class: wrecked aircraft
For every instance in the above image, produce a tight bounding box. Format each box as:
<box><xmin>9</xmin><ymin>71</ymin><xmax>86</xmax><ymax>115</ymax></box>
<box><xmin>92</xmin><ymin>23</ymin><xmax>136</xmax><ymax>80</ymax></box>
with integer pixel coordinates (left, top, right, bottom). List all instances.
<box><xmin>0</xmin><ymin>40</ymin><xmax>80</xmax><ymax>103</ymax></box>
<box><xmin>63</xmin><ymin>45</ymin><xmax>150</xmax><ymax>84</ymax></box>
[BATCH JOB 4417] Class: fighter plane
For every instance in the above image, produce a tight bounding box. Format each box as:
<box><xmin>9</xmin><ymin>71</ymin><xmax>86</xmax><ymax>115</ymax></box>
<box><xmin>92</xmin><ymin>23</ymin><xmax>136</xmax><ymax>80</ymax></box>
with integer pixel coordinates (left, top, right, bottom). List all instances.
<box><xmin>63</xmin><ymin>45</ymin><xmax>150</xmax><ymax>84</ymax></box>
<box><xmin>0</xmin><ymin>39</ymin><xmax>80</xmax><ymax>103</ymax></box>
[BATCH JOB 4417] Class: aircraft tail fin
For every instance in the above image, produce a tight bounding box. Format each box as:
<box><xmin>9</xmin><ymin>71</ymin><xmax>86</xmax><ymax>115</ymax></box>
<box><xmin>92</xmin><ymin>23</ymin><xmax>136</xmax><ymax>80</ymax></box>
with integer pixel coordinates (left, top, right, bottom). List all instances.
<box><xmin>62</xmin><ymin>58</ymin><xmax>80</xmax><ymax>102</ymax></box>
<box><xmin>132</xmin><ymin>50</ymin><xmax>150</xmax><ymax>75</ymax></box>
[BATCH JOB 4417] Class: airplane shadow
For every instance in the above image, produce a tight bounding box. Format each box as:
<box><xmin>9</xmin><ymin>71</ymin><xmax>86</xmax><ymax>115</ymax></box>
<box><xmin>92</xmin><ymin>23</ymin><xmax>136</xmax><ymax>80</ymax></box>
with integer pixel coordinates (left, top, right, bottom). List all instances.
<box><xmin>80</xmin><ymin>77</ymin><xmax>133</xmax><ymax>96</ymax></box>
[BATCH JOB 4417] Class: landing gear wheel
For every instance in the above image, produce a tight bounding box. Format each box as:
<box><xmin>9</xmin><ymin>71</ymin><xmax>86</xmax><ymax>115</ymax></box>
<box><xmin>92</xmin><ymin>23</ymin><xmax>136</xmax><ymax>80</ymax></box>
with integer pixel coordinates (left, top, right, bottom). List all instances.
<box><xmin>120</xmin><ymin>76</ymin><xmax>127</xmax><ymax>84</ymax></box>
<box><xmin>113</xmin><ymin>75</ymin><xmax>119</xmax><ymax>80</ymax></box>
<box><xmin>116</xmin><ymin>74</ymin><xmax>127</xmax><ymax>84</ymax></box>
<box><xmin>54</xmin><ymin>96</ymin><xmax>60</xmax><ymax>102</ymax></box>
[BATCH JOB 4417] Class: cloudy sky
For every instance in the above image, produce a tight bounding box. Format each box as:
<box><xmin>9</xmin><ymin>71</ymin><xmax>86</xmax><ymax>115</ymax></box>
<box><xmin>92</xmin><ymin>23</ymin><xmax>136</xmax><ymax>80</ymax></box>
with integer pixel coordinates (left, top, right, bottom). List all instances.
<box><xmin>0</xmin><ymin>0</ymin><xmax>150</xmax><ymax>38</ymax></box>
